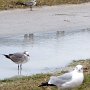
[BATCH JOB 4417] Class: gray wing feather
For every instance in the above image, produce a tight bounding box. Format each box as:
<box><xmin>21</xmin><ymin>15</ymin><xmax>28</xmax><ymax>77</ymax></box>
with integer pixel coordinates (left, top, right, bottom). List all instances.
<box><xmin>25</xmin><ymin>2</ymin><xmax>33</xmax><ymax>6</ymax></box>
<box><xmin>10</xmin><ymin>53</ymin><xmax>26</xmax><ymax>63</ymax></box>
<box><xmin>49</xmin><ymin>72</ymin><xmax>72</xmax><ymax>86</ymax></box>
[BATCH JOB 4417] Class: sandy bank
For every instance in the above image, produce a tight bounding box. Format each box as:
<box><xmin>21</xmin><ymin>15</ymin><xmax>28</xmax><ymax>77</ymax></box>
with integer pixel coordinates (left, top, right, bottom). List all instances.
<box><xmin>0</xmin><ymin>3</ymin><xmax>90</xmax><ymax>36</ymax></box>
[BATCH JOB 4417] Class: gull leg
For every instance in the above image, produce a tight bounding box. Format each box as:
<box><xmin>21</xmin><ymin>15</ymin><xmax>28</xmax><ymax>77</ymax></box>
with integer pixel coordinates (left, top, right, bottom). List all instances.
<box><xmin>20</xmin><ymin>64</ymin><xmax>22</xmax><ymax>75</ymax></box>
<box><xmin>30</xmin><ymin>6</ymin><xmax>32</xmax><ymax>11</ymax></box>
<box><xmin>18</xmin><ymin>64</ymin><xmax>19</xmax><ymax>75</ymax></box>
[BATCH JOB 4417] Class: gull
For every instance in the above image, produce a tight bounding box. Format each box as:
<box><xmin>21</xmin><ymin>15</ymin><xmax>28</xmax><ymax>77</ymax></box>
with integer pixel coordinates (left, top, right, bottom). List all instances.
<box><xmin>3</xmin><ymin>51</ymin><xmax>30</xmax><ymax>75</ymax></box>
<box><xmin>24</xmin><ymin>0</ymin><xmax>37</xmax><ymax>11</ymax></box>
<box><xmin>16</xmin><ymin>0</ymin><xmax>37</xmax><ymax>11</ymax></box>
<box><xmin>38</xmin><ymin>65</ymin><xmax>84</xmax><ymax>90</ymax></box>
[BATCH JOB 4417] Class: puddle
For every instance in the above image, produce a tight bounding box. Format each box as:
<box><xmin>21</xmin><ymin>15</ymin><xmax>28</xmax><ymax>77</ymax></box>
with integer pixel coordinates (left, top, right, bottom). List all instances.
<box><xmin>0</xmin><ymin>29</ymin><xmax>90</xmax><ymax>79</ymax></box>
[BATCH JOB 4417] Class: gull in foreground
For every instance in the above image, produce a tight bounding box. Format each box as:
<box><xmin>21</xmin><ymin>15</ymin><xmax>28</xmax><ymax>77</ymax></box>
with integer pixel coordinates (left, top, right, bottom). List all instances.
<box><xmin>3</xmin><ymin>51</ymin><xmax>30</xmax><ymax>75</ymax></box>
<box><xmin>39</xmin><ymin>65</ymin><xmax>84</xmax><ymax>90</ymax></box>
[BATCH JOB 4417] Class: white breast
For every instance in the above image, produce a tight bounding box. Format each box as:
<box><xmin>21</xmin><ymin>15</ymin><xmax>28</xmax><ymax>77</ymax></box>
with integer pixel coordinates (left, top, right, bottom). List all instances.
<box><xmin>62</xmin><ymin>71</ymin><xmax>84</xmax><ymax>89</ymax></box>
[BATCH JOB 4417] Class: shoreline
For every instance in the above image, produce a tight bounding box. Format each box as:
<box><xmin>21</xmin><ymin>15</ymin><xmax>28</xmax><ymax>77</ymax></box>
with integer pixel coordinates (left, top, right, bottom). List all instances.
<box><xmin>0</xmin><ymin>59</ymin><xmax>90</xmax><ymax>90</ymax></box>
<box><xmin>0</xmin><ymin>3</ymin><xmax>90</xmax><ymax>36</ymax></box>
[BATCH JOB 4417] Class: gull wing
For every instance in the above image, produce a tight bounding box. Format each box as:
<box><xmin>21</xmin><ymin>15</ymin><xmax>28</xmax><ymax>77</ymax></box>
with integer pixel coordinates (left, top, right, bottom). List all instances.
<box><xmin>48</xmin><ymin>72</ymin><xmax>72</xmax><ymax>86</ymax></box>
<box><xmin>9</xmin><ymin>53</ymin><xmax>26</xmax><ymax>62</ymax></box>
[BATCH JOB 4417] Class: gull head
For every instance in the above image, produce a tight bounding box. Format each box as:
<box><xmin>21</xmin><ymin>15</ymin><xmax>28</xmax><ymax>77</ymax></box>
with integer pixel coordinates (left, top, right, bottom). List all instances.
<box><xmin>23</xmin><ymin>51</ymin><xmax>30</xmax><ymax>56</ymax></box>
<box><xmin>74</xmin><ymin>65</ymin><xmax>83</xmax><ymax>73</ymax></box>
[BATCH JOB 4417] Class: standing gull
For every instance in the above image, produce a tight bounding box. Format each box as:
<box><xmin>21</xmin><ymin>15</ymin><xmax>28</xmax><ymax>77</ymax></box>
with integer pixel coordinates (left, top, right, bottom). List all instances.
<box><xmin>39</xmin><ymin>65</ymin><xmax>84</xmax><ymax>90</ymax></box>
<box><xmin>25</xmin><ymin>0</ymin><xmax>37</xmax><ymax>11</ymax></box>
<box><xmin>3</xmin><ymin>51</ymin><xmax>30</xmax><ymax>75</ymax></box>
<box><xmin>16</xmin><ymin>0</ymin><xmax>37</xmax><ymax>11</ymax></box>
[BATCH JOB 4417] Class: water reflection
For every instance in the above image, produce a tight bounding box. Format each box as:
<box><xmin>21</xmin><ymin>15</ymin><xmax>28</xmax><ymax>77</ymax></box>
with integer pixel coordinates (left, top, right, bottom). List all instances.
<box><xmin>23</xmin><ymin>33</ymin><xmax>34</xmax><ymax>45</ymax></box>
<box><xmin>56</xmin><ymin>31</ymin><xmax>65</xmax><ymax>38</ymax></box>
<box><xmin>0</xmin><ymin>29</ymin><xmax>90</xmax><ymax>79</ymax></box>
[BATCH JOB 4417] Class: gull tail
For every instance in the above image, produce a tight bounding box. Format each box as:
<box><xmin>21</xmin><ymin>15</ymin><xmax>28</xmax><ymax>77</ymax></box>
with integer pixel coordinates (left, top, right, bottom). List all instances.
<box><xmin>3</xmin><ymin>54</ymin><xmax>10</xmax><ymax>59</ymax></box>
<box><xmin>38</xmin><ymin>82</ymin><xmax>56</xmax><ymax>87</ymax></box>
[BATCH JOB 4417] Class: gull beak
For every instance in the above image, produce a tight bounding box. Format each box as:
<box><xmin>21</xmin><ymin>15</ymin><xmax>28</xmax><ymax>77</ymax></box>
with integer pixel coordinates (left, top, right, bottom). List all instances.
<box><xmin>83</xmin><ymin>67</ymin><xmax>88</xmax><ymax>72</ymax></box>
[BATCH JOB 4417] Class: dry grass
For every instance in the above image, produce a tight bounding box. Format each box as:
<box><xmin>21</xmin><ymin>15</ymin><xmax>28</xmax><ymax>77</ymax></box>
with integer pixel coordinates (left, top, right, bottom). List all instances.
<box><xmin>37</xmin><ymin>0</ymin><xmax>90</xmax><ymax>6</ymax></box>
<box><xmin>0</xmin><ymin>74</ymin><xmax>51</xmax><ymax>90</ymax></box>
<box><xmin>0</xmin><ymin>0</ymin><xmax>90</xmax><ymax>10</ymax></box>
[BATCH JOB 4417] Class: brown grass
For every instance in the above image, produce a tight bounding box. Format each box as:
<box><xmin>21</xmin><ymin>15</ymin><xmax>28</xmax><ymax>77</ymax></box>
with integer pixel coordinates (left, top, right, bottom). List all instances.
<box><xmin>0</xmin><ymin>0</ymin><xmax>90</xmax><ymax>10</ymax></box>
